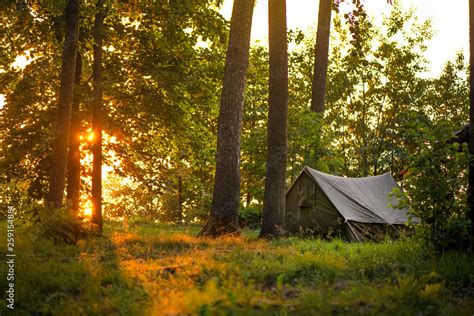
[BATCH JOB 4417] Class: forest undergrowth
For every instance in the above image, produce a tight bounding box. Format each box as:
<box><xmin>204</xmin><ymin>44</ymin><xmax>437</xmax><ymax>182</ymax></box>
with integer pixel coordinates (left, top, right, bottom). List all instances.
<box><xmin>0</xmin><ymin>220</ymin><xmax>473</xmax><ymax>315</ymax></box>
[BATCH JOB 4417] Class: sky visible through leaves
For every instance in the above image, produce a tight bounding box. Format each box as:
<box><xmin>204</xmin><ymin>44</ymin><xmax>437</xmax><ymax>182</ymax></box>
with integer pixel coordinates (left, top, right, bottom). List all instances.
<box><xmin>221</xmin><ymin>0</ymin><xmax>469</xmax><ymax>77</ymax></box>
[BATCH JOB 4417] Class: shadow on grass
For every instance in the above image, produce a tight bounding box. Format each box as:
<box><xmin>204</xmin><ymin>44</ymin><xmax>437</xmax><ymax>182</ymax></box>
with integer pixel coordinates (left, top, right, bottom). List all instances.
<box><xmin>112</xmin><ymin>231</ymin><xmax>211</xmax><ymax>260</ymax></box>
<box><xmin>0</xmin><ymin>222</ymin><xmax>149</xmax><ymax>315</ymax></box>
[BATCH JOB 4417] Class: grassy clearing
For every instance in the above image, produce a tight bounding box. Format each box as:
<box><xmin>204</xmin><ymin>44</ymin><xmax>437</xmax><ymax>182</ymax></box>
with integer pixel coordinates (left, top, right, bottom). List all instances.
<box><xmin>0</xmin><ymin>220</ymin><xmax>473</xmax><ymax>315</ymax></box>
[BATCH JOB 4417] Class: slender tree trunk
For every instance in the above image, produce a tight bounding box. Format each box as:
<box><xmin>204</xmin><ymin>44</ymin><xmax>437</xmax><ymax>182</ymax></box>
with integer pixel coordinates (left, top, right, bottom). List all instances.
<box><xmin>260</xmin><ymin>0</ymin><xmax>288</xmax><ymax>238</ymax></box>
<box><xmin>468</xmin><ymin>0</ymin><xmax>474</xmax><ymax>240</ymax></box>
<box><xmin>67</xmin><ymin>50</ymin><xmax>82</xmax><ymax>214</ymax></box>
<box><xmin>92</xmin><ymin>0</ymin><xmax>105</xmax><ymax>233</ymax></box>
<box><xmin>47</xmin><ymin>0</ymin><xmax>80</xmax><ymax>209</ymax></box>
<box><xmin>246</xmin><ymin>192</ymin><xmax>251</xmax><ymax>207</ymax></box>
<box><xmin>343</xmin><ymin>100</ymin><xmax>349</xmax><ymax>175</ymax></box>
<box><xmin>200</xmin><ymin>0</ymin><xmax>255</xmax><ymax>237</ymax></box>
<box><xmin>290</xmin><ymin>156</ymin><xmax>295</xmax><ymax>183</ymax></box>
<box><xmin>390</xmin><ymin>150</ymin><xmax>394</xmax><ymax>175</ymax></box>
<box><xmin>177</xmin><ymin>175</ymin><xmax>183</xmax><ymax>224</ymax></box>
<box><xmin>361</xmin><ymin>82</ymin><xmax>368</xmax><ymax>177</ymax></box>
<box><xmin>311</xmin><ymin>0</ymin><xmax>332</xmax><ymax>113</ymax></box>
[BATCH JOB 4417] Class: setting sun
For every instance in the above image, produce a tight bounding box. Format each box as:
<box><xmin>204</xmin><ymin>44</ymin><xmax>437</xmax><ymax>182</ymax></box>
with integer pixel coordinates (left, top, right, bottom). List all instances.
<box><xmin>87</xmin><ymin>131</ymin><xmax>94</xmax><ymax>142</ymax></box>
<box><xmin>83</xmin><ymin>207</ymin><xmax>92</xmax><ymax>218</ymax></box>
<box><xmin>81</xmin><ymin>200</ymin><xmax>93</xmax><ymax>219</ymax></box>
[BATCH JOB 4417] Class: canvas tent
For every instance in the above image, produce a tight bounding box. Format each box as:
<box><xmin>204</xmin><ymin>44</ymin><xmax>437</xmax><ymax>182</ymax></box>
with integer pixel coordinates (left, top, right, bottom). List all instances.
<box><xmin>286</xmin><ymin>166</ymin><xmax>416</xmax><ymax>241</ymax></box>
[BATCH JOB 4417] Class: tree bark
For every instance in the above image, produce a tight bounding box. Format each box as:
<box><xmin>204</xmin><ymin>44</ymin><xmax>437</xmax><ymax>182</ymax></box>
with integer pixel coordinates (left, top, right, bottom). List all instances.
<box><xmin>47</xmin><ymin>0</ymin><xmax>80</xmax><ymax>209</ymax></box>
<box><xmin>468</xmin><ymin>0</ymin><xmax>474</xmax><ymax>240</ymax></box>
<box><xmin>200</xmin><ymin>0</ymin><xmax>255</xmax><ymax>237</ymax></box>
<box><xmin>67</xmin><ymin>50</ymin><xmax>82</xmax><ymax>214</ymax></box>
<box><xmin>177</xmin><ymin>175</ymin><xmax>183</xmax><ymax>224</ymax></box>
<box><xmin>246</xmin><ymin>192</ymin><xmax>251</xmax><ymax>207</ymax></box>
<box><xmin>361</xmin><ymin>82</ymin><xmax>369</xmax><ymax>177</ymax></box>
<box><xmin>260</xmin><ymin>0</ymin><xmax>288</xmax><ymax>238</ymax></box>
<box><xmin>92</xmin><ymin>0</ymin><xmax>105</xmax><ymax>233</ymax></box>
<box><xmin>311</xmin><ymin>0</ymin><xmax>332</xmax><ymax>113</ymax></box>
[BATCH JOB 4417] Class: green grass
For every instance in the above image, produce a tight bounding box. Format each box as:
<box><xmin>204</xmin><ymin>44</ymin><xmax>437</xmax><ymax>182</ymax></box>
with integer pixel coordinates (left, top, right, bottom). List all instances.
<box><xmin>0</xmin><ymin>220</ymin><xmax>473</xmax><ymax>315</ymax></box>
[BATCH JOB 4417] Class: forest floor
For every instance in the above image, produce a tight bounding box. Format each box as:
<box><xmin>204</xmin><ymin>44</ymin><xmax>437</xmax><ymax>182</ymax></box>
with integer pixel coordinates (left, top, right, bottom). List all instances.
<box><xmin>0</xmin><ymin>220</ymin><xmax>473</xmax><ymax>315</ymax></box>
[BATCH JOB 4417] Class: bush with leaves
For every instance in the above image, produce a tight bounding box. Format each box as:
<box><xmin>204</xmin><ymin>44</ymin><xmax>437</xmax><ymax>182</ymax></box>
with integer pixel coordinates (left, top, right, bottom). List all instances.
<box><xmin>37</xmin><ymin>206</ymin><xmax>96</xmax><ymax>244</ymax></box>
<box><xmin>0</xmin><ymin>179</ymin><xmax>44</xmax><ymax>222</ymax></box>
<box><xmin>238</xmin><ymin>207</ymin><xmax>262</xmax><ymax>229</ymax></box>
<box><xmin>399</xmin><ymin>124</ymin><xmax>471</xmax><ymax>251</ymax></box>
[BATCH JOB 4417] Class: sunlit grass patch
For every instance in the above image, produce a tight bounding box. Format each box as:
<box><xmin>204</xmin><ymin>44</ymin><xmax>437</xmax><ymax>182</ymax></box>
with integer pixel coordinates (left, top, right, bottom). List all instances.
<box><xmin>108</xmin><ymin>224</ymin><xmax>263</xmax><ymax>314</ymax></box>
<box><xmin>0</xmin><ymin>221</ymin><xmax>472</xmax><ymax>315</ymax></box>
<box><xmin>106</xmin><ymin>223</ymin><xmax>473</xmax><ymax>315</ymax></box>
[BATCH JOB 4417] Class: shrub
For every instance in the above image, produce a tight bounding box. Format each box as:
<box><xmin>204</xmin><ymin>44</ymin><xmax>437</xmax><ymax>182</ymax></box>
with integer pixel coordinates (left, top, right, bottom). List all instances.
<box><xmin>398</xmin><ymin>125</ymin><xmax>472</xmax><ymax>251</ymax></box>
<box><xmin>37</xmin><ymin>206</ymin><xmax>95</xmax><ymax>244</ymax></box>
<box><xmin>239</xmin><ymin>207</ymin><xmax>262</xmax><ymax>229</ymax></box>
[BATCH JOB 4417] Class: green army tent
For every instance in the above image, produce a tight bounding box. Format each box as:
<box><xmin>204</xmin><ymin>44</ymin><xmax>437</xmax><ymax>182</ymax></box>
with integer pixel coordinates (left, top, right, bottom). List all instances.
<box><xmin>285</xmin><ymin>166</ymin><xmax>416</xmax><ymax>241</ymax></box>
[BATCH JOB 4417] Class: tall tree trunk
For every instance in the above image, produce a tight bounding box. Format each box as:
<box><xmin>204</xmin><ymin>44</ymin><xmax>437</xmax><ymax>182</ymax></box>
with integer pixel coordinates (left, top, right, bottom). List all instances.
<box><xmin>177</xmin><ymin>175</ymin><xmax>183</xmax><ymax>224</ymax></box>
<box><xmin>92</xmin><ymin>0</ymin><xmax>105</xmax><ymax>233</ymax></box>
<box><xmin>311</xmin><ymin>0</ymin><xmax>332</xmax><ymax>113</ymax></box>
<box><xmin>361</xmin><ymin>82</ymin><xmax>369</xmax><ymax>177</ymax></box>
<box><xmin>260</xmin><ymin>0</ymin><xmax>288</xmax><ymax>238</ymax></box>
<box><xmin>67</xmin><ymin>50</ymin><xmax>82</xmax><ymax>214</ymax></box>
<box><xmin>47</xmin><ymin>0</ymin><xmax>80</xmax><ymax>209</ymax></box>
<box><xmin>200</xmin><ymin>0</ymin><xmax>255</xmax><ymax>237</ymax></box>
<box><xmin>468</xmin><ymin>0</ymin><xmax>474</xmax><ymax>240</ymax></box>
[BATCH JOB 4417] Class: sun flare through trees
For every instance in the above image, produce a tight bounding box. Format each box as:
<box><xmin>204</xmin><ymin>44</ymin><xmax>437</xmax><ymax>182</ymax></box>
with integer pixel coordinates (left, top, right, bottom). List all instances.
<box><xmin>0</xmin><ymin>0</ymin><xmax>473</xmax><ymax>314</ymax></box>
